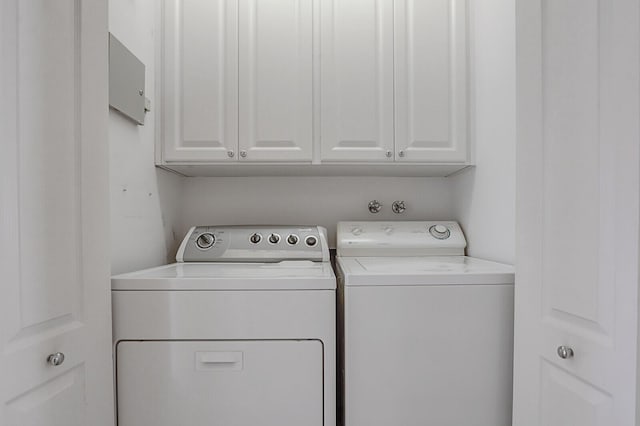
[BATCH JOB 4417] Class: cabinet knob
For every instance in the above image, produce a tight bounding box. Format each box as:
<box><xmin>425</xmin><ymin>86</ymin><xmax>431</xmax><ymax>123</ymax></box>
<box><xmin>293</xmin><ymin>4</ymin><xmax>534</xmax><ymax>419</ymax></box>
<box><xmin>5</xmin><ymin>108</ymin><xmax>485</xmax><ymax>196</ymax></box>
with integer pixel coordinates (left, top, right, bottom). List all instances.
<box><xmin>398</xmin><ymin>151</ymin><xmax>405</xmax><ymax>157</ymax></box>
<box><xmin>240</xmin><ymin>151</ymin><xmax>247</xmax><ymax>158</ymax></box>
<box><xmin>47</xmin><ymin>352</ymin><xmax>65</xmax><ymax>366</ymax></box>
<box><xmin>385</xmin><ymin>150</ymin><xmax>392</xmax><ymax>158</ymax></box>
<box><xmin>227</xmin><ymin>150</ymin><xmax>235</xmax><ymax>158</ymax></box>
<box><xmin>557</xmin><ymin>346</ymin><xmax>574</xmax><ymax>359</ymax></box>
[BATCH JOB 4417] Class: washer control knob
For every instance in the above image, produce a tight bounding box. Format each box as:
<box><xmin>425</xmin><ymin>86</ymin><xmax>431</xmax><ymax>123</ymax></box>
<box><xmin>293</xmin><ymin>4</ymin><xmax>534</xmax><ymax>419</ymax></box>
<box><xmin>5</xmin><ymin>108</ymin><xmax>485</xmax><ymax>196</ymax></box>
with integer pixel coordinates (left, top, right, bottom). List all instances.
<box><xmin>305</xmin><ymin>236</ymin><xmax>318</xmax><ymax>247</ymax></box>
<box><xmin>196</xmin><ymin>232</ymin><xmax>216</xmax><ymax>249</ymax></box>
<box><xmin>429</xmin><ymin>224</ymin><xmax>451</xmax><ymax>240</ymax></box>
<box><xmin>250</xmin><ymin>233</ymin><xmax>262</xmax><ymax>244</ymax></box>
<box><xmin>287</xmin><ymin>234</ymin><xmax>299</xmax><ymax>245</ymax></box>
<box><xmin>268</xmin><ymin>233</ymin><xmax>281</xmax><ymax>244</ymax></box>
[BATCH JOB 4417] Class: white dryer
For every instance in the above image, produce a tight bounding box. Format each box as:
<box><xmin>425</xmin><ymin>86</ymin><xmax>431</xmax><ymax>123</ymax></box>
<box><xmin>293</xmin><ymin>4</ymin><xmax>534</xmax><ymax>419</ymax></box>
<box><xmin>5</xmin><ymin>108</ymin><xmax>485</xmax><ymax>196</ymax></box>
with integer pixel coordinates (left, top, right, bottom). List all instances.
<box><xmin>336</xmin><ymin>221</ymin><xmax>514</xmax><ymax>426</ymax></box>
<box><xmin>112</xmin><ymin>226</ymin><xmax>336</xmax><ymax>426</ymax></box>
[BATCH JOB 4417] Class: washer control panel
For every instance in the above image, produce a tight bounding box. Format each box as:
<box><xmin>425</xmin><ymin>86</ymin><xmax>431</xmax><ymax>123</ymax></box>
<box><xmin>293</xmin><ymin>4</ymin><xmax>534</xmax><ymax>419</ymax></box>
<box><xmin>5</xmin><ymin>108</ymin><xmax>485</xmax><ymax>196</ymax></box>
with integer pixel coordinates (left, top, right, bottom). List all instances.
<box><xmin>337</xmin><ymin>221</ymin><xmax>467</xmax><ymax>257</ymax></box>
<box><xmin>177</xmin><ymin>226</ymin><xmax>330</xmax><ymax>262</ymax></box>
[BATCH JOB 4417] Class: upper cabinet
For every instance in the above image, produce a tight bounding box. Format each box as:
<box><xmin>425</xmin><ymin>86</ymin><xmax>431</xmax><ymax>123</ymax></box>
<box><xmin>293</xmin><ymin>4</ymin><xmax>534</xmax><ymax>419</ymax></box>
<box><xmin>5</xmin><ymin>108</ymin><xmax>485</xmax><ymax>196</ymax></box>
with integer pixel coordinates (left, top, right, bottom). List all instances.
<box><xmin>394</xmin><ymin>0</ymin><xmax>468</xmax><ymax>163</ymax></box>
<box><xmin>163</xmin><ymin>0</ymin><xmax>238</xmax><ymax>162</ymax></box>
<box><xmin>320</xmin><ymin>0</ymin><xmax>395</xmax><ymax>162</ymax></box>
<box><xmin>162</xmin><ymin>0</ymin><xmax>312</xmax><ymax>163</ymax></box>
<box><xmin>158</xmin><ymin>0</ymin><xmax>470</xmax><ymax>175</ymax></box>
<box><xmin>238</xmin><ymin>0</ymin><xmax>313</xmax><ymax>162</ymax></box>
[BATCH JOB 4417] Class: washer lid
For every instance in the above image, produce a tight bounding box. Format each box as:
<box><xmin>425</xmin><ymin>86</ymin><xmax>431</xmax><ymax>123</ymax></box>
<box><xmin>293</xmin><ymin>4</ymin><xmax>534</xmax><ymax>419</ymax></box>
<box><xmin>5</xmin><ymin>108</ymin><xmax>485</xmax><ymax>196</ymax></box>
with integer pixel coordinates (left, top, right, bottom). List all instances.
<box><xmin>337</xmin><ymin>256</ymin><xmax>514</xmax><ymax>286</ymax></box>
<box><xmin>112</xmin><ymin>262</ymin><xmax>336</xmax><ymax>290</ymax></box>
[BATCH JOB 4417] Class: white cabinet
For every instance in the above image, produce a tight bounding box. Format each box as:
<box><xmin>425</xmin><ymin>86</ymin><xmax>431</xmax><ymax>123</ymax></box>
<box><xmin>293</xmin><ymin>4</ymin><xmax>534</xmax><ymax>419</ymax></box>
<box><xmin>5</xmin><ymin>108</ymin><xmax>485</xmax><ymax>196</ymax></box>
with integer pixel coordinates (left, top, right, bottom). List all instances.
<box><xmin>394</xmin><ymin>0</ymin><xmax>468</xmax><ymax>163</ymax></box>
<box><xmin>162</xmin><ymin>0</ymin><xmax>312</xmax><ymax>163</ymax></box>
<box><xmin>320</xmin><ymin>0</ymin><xmax>467</xmax><ymax>163</ymax></box>
<box><xmin>159</xmin><ymin>0</ymin><xmax>469</xmax><ymax>174</ymax></box>
<box><xmin>238</xmin><ymin>0</ymin><xmax>313</xmax><ymax>162</ymax></box>
<box><xmin>163</xmin><ymin>0</ymin><xmax>238</xmax><ymax>162</ymax></box>
<box><xmin>320</xmin><ymin>0</ymin><xmax>395</xmax><ymax>162</ymax></box>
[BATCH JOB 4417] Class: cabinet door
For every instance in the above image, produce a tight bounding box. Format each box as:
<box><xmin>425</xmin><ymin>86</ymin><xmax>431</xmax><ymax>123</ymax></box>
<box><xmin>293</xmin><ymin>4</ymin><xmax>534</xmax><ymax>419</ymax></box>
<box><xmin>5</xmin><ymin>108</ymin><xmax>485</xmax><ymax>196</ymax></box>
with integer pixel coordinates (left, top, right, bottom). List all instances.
<box><xmin>394</xmin><ymin>0</ymin><xmax>468</xmax><ymax>163</ymax></box>
<box><xmin>320</xmin><ymin>0</ymin><xmax>394</xmax><ymax>162</ymax></box>
<box><xmin>163</xmin><ymin>0</ymin><xmax>238</xmax><ymax>162</ymax></box>
<box><xmin>238</xmin><ymin>0</ymin><xmax>313</xmax><ymax>162</ymax></box>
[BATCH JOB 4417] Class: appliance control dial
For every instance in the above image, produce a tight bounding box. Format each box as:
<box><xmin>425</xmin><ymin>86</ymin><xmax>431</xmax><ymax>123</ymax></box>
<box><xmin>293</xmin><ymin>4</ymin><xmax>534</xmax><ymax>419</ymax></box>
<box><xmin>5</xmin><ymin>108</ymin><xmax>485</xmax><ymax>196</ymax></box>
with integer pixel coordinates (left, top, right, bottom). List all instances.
<box><xmin>249</xmin><ymin>233</ymin><xmax>262</xmax><ymax>244</ymax></box>
<box><xmin>429</xmin><ymin>224</ymin><xmax>451</xmax><ymax>240</ymax></box>
<box><xmin>268</xmin><ymin>233</ymin><xmax>281</xmax><ymax>244</ymax></box>
<box><xmin>305</xmin><ymin>236</ymin><xmax>318</xmax><ymax>247</ymax></box>
<box><xmin>287</xmin><ymin>234</ymin><xmax>299</xmax><ymax>245</ymax></box>
<box><xmin>196</xmin><ymin>232</ymin><xmax>216</xmax><ymax>249</ymax></box>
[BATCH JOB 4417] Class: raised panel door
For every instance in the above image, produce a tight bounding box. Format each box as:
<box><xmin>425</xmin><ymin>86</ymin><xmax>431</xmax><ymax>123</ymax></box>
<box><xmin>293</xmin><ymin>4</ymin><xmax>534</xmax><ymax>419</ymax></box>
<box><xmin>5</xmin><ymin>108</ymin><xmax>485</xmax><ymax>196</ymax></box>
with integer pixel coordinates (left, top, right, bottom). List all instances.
<box><xmin>238</xmin><ymin>0</ymin><xmax>313</xmax><ymax>162</ymax></box>
<box><xmin>513</xmin><ymin>0</ymin><xmax>640</xmax><ymax>424</ymax></box>
<box><xmin>163</xmin><ymin>0</ymin><xmax>238</xmax><ymax>162</ymax></box>
<box><xmin>320</xmin><ymin>0</ymin><xmax>394</xmax><ymax>162</ymax></box>
<box><xmin>0</xmin><ymin>0</ymin><xmax>114</xmax><ymax>424</ymax></box>
<box><xmin>394</xmin><ymin>0</ymin><xmax>468</xmax><ymax>163</ymax></box>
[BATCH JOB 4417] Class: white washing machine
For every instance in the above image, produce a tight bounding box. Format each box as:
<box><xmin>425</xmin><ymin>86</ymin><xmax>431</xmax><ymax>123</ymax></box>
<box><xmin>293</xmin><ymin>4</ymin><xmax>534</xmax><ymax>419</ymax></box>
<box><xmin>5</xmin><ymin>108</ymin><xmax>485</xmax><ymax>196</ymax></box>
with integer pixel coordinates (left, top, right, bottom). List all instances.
<box><xmin>112</xmin><ymin>226</ymin><xmax>336</xmax><ymax>426</ymax></box>
<box><xmin>336</xmin><ymin>221</ymin><xmax>514</xmax><ymax>426</ymax></box>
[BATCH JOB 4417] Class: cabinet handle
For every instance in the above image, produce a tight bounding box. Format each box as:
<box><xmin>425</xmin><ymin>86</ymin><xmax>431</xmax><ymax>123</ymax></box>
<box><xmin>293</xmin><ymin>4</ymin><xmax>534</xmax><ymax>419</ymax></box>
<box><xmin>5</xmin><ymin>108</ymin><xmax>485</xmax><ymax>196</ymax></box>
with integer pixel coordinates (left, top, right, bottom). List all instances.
<box><xmin>47</xmin><ymin>352</ymin><xmax>65</xmax><ymax>366</ymax></box>
<box><xmin>227</xmin><ymin>150</ymin><xmax>235</xmax><ymax>158</ymax></box>
<box><xmin>557</xmin><ymin>346</ymin><xmax>574</xmax><ymax>359</ymax></box>
<box><xmin>240</xmin><ymin>151</ymin><xmax>247</xmax><ymax>158</ymax></box>
<box><xmin>385</xmin><ymin>150</ymin><xmax>392</xmax><ymax>158</ymax></box>
<box><xmin>398</xmin><ymin>151</ymin><xmax>405</xmax><ymax>158</ymax></box>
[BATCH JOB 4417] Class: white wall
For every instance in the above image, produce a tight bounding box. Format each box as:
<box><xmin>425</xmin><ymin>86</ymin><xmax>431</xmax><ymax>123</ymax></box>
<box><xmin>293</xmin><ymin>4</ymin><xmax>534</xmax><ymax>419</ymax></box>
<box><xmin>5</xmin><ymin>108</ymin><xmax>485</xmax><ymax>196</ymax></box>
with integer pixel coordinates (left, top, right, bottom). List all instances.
<box><xmin>109</xmin><ymin>0</ymin><xmax>183</xmax><ymax>274</ymax></box>
<box><xmin>451</xmin><ymin>0</ymin><xmax>516</xmax><ymax>264</ymax></box>
<box><xmin>178</xmin><ymin>177</ymin><xmax>453</xmax><ymax>248</ymax></box>
<box><xmin>107</xmin><ymin>0</ymin><xmax>515</xmax><ymax>267</ymax></box>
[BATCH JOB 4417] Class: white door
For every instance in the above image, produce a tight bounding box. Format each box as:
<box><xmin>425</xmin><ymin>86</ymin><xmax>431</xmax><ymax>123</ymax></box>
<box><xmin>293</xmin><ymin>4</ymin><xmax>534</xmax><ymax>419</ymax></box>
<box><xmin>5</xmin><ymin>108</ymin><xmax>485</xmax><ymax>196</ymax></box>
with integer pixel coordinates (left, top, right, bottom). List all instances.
<box><xmin>0</xmin><ymin>1</ymin><xmax>114</xmax><ymax>425</ymax></box>
<box><xmin>320</xmin><ymin>0</ymin><xmax>394</xmax><ymax>162</ymax></box>
<box><xmin>514</xmin><ymin>0</ymin><xmax>639</xmax><ymax>425</ymax></box>
<box><xmin>238</xmin><ymin>0</ymin><xmax>313</xmax><ymax>162</ymax></box>
<box><xmin>394</xmin><ymin>0</ymin><xmax>468</xmax><ymax>163</ymax></box>
<box><xmin>162</xmin><ymin>0</ymin><xmax>239</xmax><ymax>162</ymax></box>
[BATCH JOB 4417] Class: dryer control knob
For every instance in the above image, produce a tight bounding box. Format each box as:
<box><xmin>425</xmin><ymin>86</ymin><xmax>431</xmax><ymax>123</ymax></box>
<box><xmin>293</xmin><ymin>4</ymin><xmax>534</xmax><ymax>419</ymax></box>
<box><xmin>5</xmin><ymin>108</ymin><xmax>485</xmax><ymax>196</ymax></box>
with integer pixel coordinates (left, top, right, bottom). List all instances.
<box><xmin>268</xmin><ymin>233</ymin><xmax>281</xmax><ymax>244</ymax></box>
<box><xmin>196</xmin><ymin>232</ymin><xmax>216</xmax><ymax>249</ymax></box>
<box><xmin>287</xmin><ymin>234</ymin><xmax>299</xmax><ymax>245</ymax></box>
<box><xmin>429</xmin><ymin>224</ymin><xmax>451</xmax><ymax>240</ymax></box>
<box><xmin>250</xmin><ymin>233</ymin><xmax>262</xmax><ymax>244</ymax></box>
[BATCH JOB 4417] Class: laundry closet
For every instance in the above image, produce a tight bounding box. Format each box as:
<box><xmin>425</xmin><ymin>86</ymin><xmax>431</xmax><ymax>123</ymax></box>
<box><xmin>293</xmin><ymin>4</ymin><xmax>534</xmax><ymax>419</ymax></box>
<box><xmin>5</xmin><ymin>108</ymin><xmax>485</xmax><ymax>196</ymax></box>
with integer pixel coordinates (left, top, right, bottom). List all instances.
<box><xmin>1</xmin><ymin>0</ymin><xmax>639</xmax><ymax>425</ymax></box>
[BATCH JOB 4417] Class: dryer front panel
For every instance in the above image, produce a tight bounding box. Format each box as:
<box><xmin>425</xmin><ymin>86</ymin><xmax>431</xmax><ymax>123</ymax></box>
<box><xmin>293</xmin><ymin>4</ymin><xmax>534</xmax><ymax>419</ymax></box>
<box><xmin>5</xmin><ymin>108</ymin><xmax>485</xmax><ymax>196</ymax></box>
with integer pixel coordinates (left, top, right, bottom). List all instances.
<box><xmin>116</xmin><ymin>340</ymin><xmax>323</xmax><ymax>426</ymax></box>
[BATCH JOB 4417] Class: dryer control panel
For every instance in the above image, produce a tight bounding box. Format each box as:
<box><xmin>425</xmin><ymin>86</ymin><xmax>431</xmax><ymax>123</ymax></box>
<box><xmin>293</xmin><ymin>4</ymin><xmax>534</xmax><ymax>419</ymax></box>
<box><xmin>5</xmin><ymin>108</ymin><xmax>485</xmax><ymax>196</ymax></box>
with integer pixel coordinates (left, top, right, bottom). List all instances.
<box><xmin>337</xmin><ymin>221</ymin><xmax>467</xmax><ymax>257</ymax></box>
<box><xmin>177</xmin><ymin>226</ymin><xmax>330</xmax><ymax>262</ymax></box>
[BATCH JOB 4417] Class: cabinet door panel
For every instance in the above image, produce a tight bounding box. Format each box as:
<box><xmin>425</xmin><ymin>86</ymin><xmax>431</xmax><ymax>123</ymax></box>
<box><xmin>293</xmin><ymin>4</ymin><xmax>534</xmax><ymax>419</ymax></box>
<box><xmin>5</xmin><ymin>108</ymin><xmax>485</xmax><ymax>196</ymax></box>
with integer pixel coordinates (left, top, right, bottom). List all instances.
<box><xmin>163</xmin><ymin>0</ymin><xmax>238</xmax><ymax>162</ymax></box>
<box><xmin>394</xmin><ymin>0</ymin><xmax>468</xmax><ymax>162</ymax></box>
<box><xmin>320</xmin><ymin>0</ymin><xmax>394</xmax><ymax>162</ymax></box>
<box><xmin>238</xmin><ymin>0</ymin><xmax>313</xmax><ymax>162</ymax></box>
